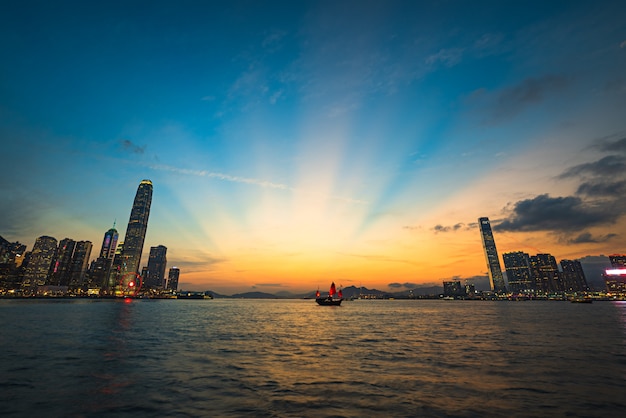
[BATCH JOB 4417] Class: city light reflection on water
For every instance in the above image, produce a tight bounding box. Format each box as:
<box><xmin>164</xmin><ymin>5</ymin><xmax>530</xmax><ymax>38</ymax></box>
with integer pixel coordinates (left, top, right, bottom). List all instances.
<box><xmin>1</xmin><ymin>299</ymin><xmax>625</xmax><ymax>417</ymax></box>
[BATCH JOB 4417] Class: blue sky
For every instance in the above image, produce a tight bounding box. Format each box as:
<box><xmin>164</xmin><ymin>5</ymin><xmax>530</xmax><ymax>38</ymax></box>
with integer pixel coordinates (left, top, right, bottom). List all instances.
<box><xmin>1</xmin><ymin>1</ymin><xmax>625</xmax><ymax>293</ymax></box>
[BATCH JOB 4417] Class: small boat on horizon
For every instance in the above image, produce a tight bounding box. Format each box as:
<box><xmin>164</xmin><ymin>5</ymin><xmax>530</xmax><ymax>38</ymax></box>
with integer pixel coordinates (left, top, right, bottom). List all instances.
<box><xmin>316</xmin><ymin>282</ymin><xmax>343</xmax><ymax>306</ymax></box>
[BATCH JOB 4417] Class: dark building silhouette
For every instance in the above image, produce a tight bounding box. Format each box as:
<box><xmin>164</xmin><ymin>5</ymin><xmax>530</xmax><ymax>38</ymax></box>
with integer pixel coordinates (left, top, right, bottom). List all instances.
<box><xmin>560</xmin><ymin>259</ymin><xmax>589</xmax><ymax>292</ymax></box>
<box><xmin>478</xmin><ymin>217</ymin><xmax>506</xmax><ymax>293</ymax></box>
<box><xmin>503</xmin><ymin>251</ymin><xmax>534</xmax><ymax>294</ymax></box>
<box><xmin>145</xmin><ymin>245</ymin><xmax>167</xmax><ymax>289</ymax></box>
<box><xmin>69</xmin><ymin>241</ymin><xmax>92</xmax><ymax>289</ymax></box>
<box><xmin>443</xmin><ymin>280</ymin><xmax>465</xmax><ymax>297</ymax></box>
<box><xmin>120</xmin><ymin>180</ymin><xmax>153</xmax><ymax>277</ymax></box>
<box><xmin>167</xmin><ymin>267</ymin><xmax>180</xmax><ymax>291</ymax></box>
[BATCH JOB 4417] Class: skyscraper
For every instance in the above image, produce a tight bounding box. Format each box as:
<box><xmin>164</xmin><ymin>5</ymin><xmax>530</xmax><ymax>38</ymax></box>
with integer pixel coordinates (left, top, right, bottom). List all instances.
<box><xmin>69</xmin><ymin>241</ymin><xmax>92</xmax><ymax>289</ymax></box>
<box><xmin>120</xmin><ymin>180</ymin><xmax>153</xmax><ymax>277</ymax></box>
<box><xmin>478</xmin><ymin>217</ymin><xmax>507</xmax><ymax>293</ymax></box>
<box><xmin>22</xmin><ymin>235</ymin><xmax>58</xmax><ymax>290</ymax></box>
<box><xmin>99</xmin><ymin>224</ymin><xmax>119</xmax><ymax>260</ymax></box>
<box><xmin>49</xmin><ymin>238</ymin><xmax>76</xmax><ymax>286</ymax></box>
<box><xmin>503</xmin><ymin>251</ymin><xmax>534</xmax><ymax>294</ymax></box>
<box><xmin>167</xmin><ymin>267</ymin><xmax>180</xmax><ymax>291</ymax></box>
<box><xmin>529</xmin><ymin>253</ymin><xmax>561</xmax><ymax>292</ymax></box>
<box><xmin>145</xmin><ymin>245</ymin><xmax>167</xmax><ymax>289</ymax></box>
<box><xmin>560</xmin><ymin>259</ymin><xmax>589</xmax><ymax>292</ymax></box>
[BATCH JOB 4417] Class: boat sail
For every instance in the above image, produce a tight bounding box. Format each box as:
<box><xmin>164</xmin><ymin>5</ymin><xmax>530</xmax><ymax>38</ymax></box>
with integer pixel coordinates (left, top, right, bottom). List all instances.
<box><xmin>316</xmin><ymin>282</ymin><xmax>343</xmax><ymax>306</ymax></box>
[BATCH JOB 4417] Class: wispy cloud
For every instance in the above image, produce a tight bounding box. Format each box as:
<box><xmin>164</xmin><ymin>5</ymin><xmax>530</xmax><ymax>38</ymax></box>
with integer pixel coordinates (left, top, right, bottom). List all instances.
<box><xmin>148</xmin><ymin>163</ymin><xmax>290</xmax><ymax>190</ymax></box>
<box><xmin>145</xmin><ymin>162</ymin><xmax>368</xmax><ymax>204</ymax></box>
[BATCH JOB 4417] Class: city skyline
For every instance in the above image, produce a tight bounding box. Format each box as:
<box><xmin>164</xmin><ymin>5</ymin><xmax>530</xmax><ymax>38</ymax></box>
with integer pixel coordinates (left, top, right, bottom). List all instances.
<box><xmin>1</xmin><ymin>1</ymin><xmax>625</xmax><ymax>294</ymax></box>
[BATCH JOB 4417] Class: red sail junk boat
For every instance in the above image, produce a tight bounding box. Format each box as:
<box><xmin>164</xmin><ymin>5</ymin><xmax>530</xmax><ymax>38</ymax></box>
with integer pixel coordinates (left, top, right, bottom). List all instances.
<box><xmin>316</xmin><ymin>282</ymin><xmax>343</xmax><ymax>306</ymax></box>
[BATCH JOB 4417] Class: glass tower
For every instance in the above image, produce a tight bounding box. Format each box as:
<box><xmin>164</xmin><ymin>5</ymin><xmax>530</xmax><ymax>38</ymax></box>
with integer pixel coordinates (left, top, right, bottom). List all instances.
<box><xmin>99</xmin><ymin>224</ymin><xmax>119</xmax><ymax>260</ymax></box>
<box><xmin>478</xmin><ymin>217</ymin><xmax>507</xmax><ymax>293</ymax></box>
<box><xmin>120</xmin><ymin>180</ymin><xmax>153</xmax><ymax>277</ymax></box>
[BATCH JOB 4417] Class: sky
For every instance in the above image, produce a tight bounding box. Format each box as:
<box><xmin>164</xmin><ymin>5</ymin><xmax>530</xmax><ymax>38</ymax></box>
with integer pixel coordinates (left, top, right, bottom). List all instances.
<box><xmin>1</xmin><ymin>0</ymin><xmax>625</xmax><ymax>294</ymax></box>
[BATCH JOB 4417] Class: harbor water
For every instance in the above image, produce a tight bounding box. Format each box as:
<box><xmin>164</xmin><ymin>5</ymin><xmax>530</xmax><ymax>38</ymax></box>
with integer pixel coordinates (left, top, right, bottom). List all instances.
<box><xmin>1</xmin><ymin>298</ymin><xmax>625</xmax><ymax>417</ymax></box>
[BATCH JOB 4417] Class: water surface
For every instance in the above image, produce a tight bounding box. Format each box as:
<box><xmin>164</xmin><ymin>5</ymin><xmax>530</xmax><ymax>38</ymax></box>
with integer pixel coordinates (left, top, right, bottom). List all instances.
<box><xmin>1</xmin><ymin>299</ymin><xmax>625</xmax><ymax>417</ymax></box>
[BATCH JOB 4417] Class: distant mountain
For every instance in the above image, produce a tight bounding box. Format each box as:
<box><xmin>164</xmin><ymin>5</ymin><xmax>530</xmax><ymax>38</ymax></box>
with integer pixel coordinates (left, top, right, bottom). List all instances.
<box><xmin>230</xmin><ymin>291</ymin><xmax>285</xmax><ymax>299</ymax></box>
<box><xmin>202</xmin><ymin>284</ymin><xmax>445</xmax><ymax>299</ymax></box>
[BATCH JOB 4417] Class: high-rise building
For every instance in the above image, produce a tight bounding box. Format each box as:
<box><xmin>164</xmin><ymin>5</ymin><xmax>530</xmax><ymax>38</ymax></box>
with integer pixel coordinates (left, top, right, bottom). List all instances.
<box><xmin>560</xmin><ymin>259</ymin><xmax>589</xmax><ymax>292</ymax></box>
<box><xmin>22</xmin><ymin>236</ymin><xmax>58</xmax><ymax>289</ymax></box>
<box><xmin>106</xmin><ymin>241</ymin><xmax>124</xmax><ymax>290</ymax></box>
<box><xmin>609</xmin><ymin>254</ymin><xmax>626</xmax><ymax>268</ymax></box>
<box><xmin>529</xmin><ymin>254</ymin><xmax>562</xmax><ymax>292</ymax></box>
<box><xmin>478</xmin><ymin>217</ymin><xmax>506</xmax><ymax>293</ymax></box>
<box><xmin>120</xmin><ymin>180</ymin><xmax>153</xmax><ymax>276</ymax></box>
<box><xmin>89</xmin><ymin>224</ymin><xmax>119</xmax><ymax>290</ymax></box>
<box><xmin>49</xmin><ymin>238</ymin><xmax>76</xmax><ymax>286</ymax></box>
<box><xmin>503</xmin><ymin>251</ymin><xmax>534</xmax><ymax>294</ymax></box>
<box><xmin>145</xmin><ymin>245</ymin><xmax>167</xmax><ymax>289</ymax></box>
<box><xmin>167</xmin><ymin>267</ymin><xmax>180</xmax><ymax>291</ymax></box>
<box><xmin>99</xmin><ymin>224</ymin><xmax>119</xmax><ymax>260</ymax></box>
<box><xmin>69</xmin><ymin>241</ymin><xmax>92</xmax><ymax>289</ymax></box>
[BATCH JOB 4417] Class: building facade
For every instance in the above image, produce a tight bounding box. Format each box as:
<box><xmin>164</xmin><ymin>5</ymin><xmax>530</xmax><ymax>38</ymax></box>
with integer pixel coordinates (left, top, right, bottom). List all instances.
<box><xmin>69</xmin><ymin>240</ymin><xmax>93</xmax><ymax>289</ymax></box>
<box><xmin>145</xmin><ymin>245</ymin><xmax>167</xmax><ymax>289</ymax></box>
<box><xmin>119</xmin><ymin>180</ymin><xmax>153</xmax><ymax>277</ymax></box>
<box><xmin>167</xmin><ymin>267</ymin><xmax>180</xmax><ymax>291</ymax></box>
<box><xmin>478</xmin><ymin>217</ymin><xmax>507</xmax><ymax>293</ymax></box>
<box><xmin>529</xmin><ymin>254</ymin><xmax>562</xmax><ymax>293</ymax></box>
<box><xmin>560</xmin><ymin>259</ymin><xmax>589</xmax><ymax>293</ymax></box>
<box><xmin>49</xmin><ymin>238</ymin><xmax>76</xmax><ymax>286</ymax></box>
<box><xmin>22</xmin><ymin>236</ymin><xmax>58</xmax><ymax>290</ymax></box>
<box><xmin>503</xmin><ymin>251</ymin><xmax>534</xmax><ymax>294</ymax></box>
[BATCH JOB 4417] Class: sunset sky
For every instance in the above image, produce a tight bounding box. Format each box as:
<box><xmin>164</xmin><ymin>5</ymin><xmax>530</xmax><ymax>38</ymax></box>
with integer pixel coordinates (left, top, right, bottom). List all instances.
<box><xmin>1</xmin><ymin>1</ymin><xmax>625</xmax><ymax>294</ymax></box>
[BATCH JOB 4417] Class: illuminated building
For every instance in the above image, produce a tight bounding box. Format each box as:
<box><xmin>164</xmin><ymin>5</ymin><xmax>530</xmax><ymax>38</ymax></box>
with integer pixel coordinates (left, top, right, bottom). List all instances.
<box><xmin>99</xmin><ymin>224</ymin><xmax>119</xmax><ymax>259</ymax></box>
<box><xmin>119</xmin><ymin>180</ymin><xmax>152</xmax><ymax>277</ymax></box>
<box><xmin>167</xmin><ymin>267</ymin><xmax>180</xmax><ymax>291</ymax></box>
<box><xmin>105</xmin><ymin>241</ymin><xmax>124</xmax><ymax>290</ymax></box>
<box><xmin>69</xmin><ymin>240</ymin><xmax>92</xmax><ymax>288</ymax></box>
<box><xmin>145</xmin><ymin>245</ymin><xmax>167</xmax><ymax>289</ymax></box>
<box><xmin>89</xmin><ymin>225</ymin><xmax>119</xmax><ymax>290</ymax></box>
<box><xmin>0</xmin><ymin>236</ymin><xmax>27</xmax><ymax>288</ymax></box>
<box><xmin>478</xmin><ymin>217</ymin><xmax>507</xmax><ymax>293</ymax></box>
<box><xmin>503</xmin><ymin>251</ymin><xmax>534</xmax><ymax>294</ymax></box>
<box><xmin>604</xmin><ymin>268</ymin><xmax>626</xmax><ymax>294</ymax></box>
<box><xmin>443</xmin><ymin>280</ymin><xmax>464</xmax><ymax>297</ymax></box>
<box><xmin>22</xmin><ymin>236</ymin><xmax>58</xmax><ymax>289</ymax></box>
<box><xmin>560</xmin><ymin>259</ymin><xmax>589</xmax><ymax>292</ymax></box>
<box><xmin>609</xmin><ymin>254</ymin><xmax>626</xmax><ymax>268</ymax></box>
<box><xmin>529</xmin><ymin>254</ymin><xmax>562</xmax><ymax>292</ymax></box>
<box><xmin>49</xmin><ymin>238</ymin><xmax>76</xmax><ymax>286</ymax></box>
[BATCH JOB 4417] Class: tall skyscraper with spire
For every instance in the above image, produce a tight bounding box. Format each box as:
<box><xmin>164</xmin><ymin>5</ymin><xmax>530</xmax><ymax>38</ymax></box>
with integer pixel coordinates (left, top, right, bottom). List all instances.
<box><xmin>478</xmin><ymin>217</ymin><xmax>507</xmax><ymax>293</ymax></box>
<box><xmin>120</xmin><ymin>180</ymin><xmax>153</xmax><ymax>277</ymax></box>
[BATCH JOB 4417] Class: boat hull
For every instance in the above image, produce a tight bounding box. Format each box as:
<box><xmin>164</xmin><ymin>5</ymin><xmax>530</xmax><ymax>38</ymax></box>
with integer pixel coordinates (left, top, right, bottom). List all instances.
<box><xmin>316</xmin><ymin>297</ymin><xmax>342</xmax><ymax>306</ymax></box>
